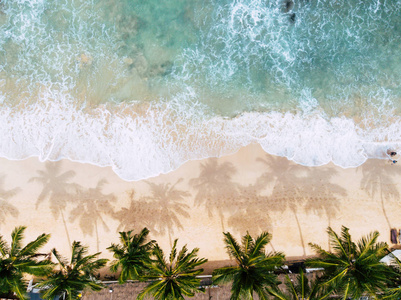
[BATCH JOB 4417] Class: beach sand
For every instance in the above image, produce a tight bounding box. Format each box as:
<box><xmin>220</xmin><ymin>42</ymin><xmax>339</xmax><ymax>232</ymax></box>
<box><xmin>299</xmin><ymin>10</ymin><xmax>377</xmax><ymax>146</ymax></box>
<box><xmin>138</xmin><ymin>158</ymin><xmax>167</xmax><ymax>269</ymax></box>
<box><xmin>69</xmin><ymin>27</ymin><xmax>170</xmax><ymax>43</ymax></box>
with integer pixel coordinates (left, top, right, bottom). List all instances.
<box><xmin>0</xmin><ymin>143</ymin><xmax>400</xmax><ymax>268</ymax></box>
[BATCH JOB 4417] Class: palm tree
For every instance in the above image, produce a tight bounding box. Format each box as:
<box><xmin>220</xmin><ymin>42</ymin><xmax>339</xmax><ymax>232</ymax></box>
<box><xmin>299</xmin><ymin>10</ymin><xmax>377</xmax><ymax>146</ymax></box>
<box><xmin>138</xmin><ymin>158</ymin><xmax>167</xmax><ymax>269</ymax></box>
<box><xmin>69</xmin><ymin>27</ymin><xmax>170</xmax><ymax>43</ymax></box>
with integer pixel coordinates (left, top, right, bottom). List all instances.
<box><xmin>382</xmin><ymin>251</ymin><xmax>401</xmax><ymax>299</ymax></box>
<box><xmin>213</xmin><ymin>231</ymin><xmax>285</xmax><ymax>300</ymax></box>
<box><xmin>107</xmin><ymin>227</ymin><xmax>155</xmax><ymax>284</ymax></box>
<box><xmin>0</xmin><ymin>226</ymin><xmax>53</xmax><ymax>300</ymax></box>
<box><xmin>37</xmin><ymin>241</ymin><xmax>108</xmax><ymax>300</ymax></box>
<box><xmin>137</xmin><ymin>239</ymin><xmax>208</xmax><ymax>300</ymax></box>
<box><xmin>269</xmin><ymin>268</ymin><xmax>332</xmax><ymax>300</ymax></box>
<box><xmin>307</xmin><ymin>226</ymin><xmax>395</xmax><ymax>299</ymax></box>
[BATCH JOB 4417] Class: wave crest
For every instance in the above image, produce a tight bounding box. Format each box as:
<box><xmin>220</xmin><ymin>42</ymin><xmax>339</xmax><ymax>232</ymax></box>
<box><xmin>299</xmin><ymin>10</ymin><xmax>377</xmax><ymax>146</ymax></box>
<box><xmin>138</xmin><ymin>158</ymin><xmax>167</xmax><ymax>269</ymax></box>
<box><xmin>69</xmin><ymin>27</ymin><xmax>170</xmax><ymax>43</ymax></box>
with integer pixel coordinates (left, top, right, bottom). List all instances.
<box><xmin>0</xmin><ymin>87</ymin><xmax>400</xmax><ymax>181</ymax></box>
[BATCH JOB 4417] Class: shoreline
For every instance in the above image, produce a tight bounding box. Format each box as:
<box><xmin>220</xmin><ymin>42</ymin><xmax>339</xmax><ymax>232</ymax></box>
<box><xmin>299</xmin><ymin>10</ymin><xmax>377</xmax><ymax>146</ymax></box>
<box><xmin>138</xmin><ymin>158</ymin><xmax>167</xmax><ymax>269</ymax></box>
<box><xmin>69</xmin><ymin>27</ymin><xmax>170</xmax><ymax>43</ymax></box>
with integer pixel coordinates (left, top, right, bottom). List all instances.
<box><xmin>1</xmin><ymin>143</ymin><xmax>401</xmax><ymax>263</ymax></box>
<box><xmin>3</xmin><ymin>94</ymin><xmax>401</xmax><ymax>181</ymax></box>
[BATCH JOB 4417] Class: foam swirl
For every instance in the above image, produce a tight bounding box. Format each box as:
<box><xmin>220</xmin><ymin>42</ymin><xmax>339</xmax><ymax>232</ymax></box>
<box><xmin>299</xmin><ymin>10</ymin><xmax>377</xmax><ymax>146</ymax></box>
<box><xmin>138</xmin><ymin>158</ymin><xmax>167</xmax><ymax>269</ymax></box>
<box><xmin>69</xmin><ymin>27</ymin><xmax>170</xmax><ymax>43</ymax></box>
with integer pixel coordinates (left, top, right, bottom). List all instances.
<box><xmin>0</xmin><ymin>87</ymin><xmax>400</xmax><ymax>181</ymax></box>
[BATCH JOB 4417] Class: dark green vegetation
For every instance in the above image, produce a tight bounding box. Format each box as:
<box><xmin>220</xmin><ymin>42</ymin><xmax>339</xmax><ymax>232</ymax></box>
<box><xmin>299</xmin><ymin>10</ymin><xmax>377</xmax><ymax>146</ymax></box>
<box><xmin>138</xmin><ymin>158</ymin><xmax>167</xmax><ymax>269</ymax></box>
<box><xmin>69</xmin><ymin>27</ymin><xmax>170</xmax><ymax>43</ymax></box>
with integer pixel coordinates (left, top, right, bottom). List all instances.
<box><xmin>36</xmin><ymin>241</ymin><xmax>108</xmax><ymax>300</ymax></box>
<box><xmin>0</xmin><ymin>226</ymin><xmax>52</xmax><ymax>300</ymax></box>
<box><xmin>307</xmin><ymin>226</ymin><xmax>393</xmax><ymax>299</ymax></box>
<box><xmin>1</xmin><ymin>226</ymin><xmax>401</xmax><ymax>299</ymax></box>
<box><xmin>137</xmin><ymin>239</ymin><xmax>207</xmax><ymax>300</ymax></box>
<box><xmin>107</xmin><ymin>228</ymin><xmax>155</xmax><ymax>284</ymax></box>
<box><xmin>212</xmin><ymin>231</ymin><xmax>284</xmax><ymax>300</ymax></box>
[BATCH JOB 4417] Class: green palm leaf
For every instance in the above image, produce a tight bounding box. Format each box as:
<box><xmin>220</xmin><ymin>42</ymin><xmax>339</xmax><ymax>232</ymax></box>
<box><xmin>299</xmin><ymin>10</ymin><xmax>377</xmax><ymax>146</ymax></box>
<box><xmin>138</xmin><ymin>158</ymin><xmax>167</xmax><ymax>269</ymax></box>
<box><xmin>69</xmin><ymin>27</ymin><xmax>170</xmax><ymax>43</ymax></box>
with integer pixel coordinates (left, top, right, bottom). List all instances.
<box><xmin>138</xmin><ymin>239</ymin><xmax>207</xmax><ymax>300</ymax></box>
<box><xmin>107</xmin><ymin>227</ymin><xmax>155</xmax><ymax>284</ymax></box>
<box><xmin>307</xmin><ymin>226</ymin><xmax>396</xmax><ymax>299</ymax></box>
<box><xmin>0</xmin><ymin>226</ymin><xmax>52</xmax><ymax>299</ymax></box>
<box><xmin>37</xmin><ymin>241</ymin><xmax>107</xmax><ymax>300</ymax></box>
<box><xmin>213</xmin><ymin>231</ymin><xmax>284</xmax><ymax>300</ymax></box>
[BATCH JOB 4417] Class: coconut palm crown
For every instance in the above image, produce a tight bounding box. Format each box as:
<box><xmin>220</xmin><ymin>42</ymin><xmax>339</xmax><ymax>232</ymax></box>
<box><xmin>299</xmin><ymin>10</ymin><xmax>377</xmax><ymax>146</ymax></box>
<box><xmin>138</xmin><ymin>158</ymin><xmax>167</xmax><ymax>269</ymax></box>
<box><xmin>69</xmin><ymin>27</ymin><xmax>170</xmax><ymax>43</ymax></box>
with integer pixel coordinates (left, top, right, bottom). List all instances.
<box><xmin>0</xmin><ymin>226</ymin><xmax>52</xmax><ymax>300</ymax></box>
<box><xmin>37</xmin><ymin>241</ymin><xmax>108</xmax><ymax>300</ymax></box>
<box><xmin>269</xmin><ymin>268</ymin><xmax>333</xmax><ymax>300</ymax></box>
<box><xmin>107</xmin><ymin>227</ymin><xmax>155</xmax><ymax>284</ymax></box>
<box><xmin>213</xmin><ymin>231</ymin><xmax>285</xmax><ymax>300</ymax></box>
<box><xmin>137</xmin><ymin>239</ymin><xmax>208</xmax><ymax>300</ymax></box>
<box><xmin>307</xmin><ymin>226</ymin><xmax>394</xmax><ymax>299</ymax></box>
<box><xmin>379</xmin><ymin>250</ymin><xmax>401</xmax><ymax>299</ymax></box>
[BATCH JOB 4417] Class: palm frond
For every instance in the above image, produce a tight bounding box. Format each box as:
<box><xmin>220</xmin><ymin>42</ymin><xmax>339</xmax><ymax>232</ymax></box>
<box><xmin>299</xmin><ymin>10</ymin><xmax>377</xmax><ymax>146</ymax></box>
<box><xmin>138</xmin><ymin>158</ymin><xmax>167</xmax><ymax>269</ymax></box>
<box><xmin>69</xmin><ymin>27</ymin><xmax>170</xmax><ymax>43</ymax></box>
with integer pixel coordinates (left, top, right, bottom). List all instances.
<box><xmin>357</xmin><ymin>231</ymin><xmax>380</xmax><ymax>258</ymax></box>
<box><xmin>212</xmin><ymin>266</ymin><xmax>238</xmax><ymax>284</ymax></box>
<box><xmin>10</xmin><ymin>226</ymin><xmax>26</xmax><ymax>256</ymax></box>
<box><xmin>138</xmin><ymin>239</ymin><xmax>206</xmax><ymax>299</ymax></box>
<box><xmin>327</xmin><ymin>227</ymin><xmax>348</xmax><ymax>258</ymax></box>
<box><xmin>242</xmin><ymin>232</ymin><xmax>254</xmax><ymax>255</ymax></box>
<box><xmin>11</xmin><ymin>277</ymin><xmax>28</xmax><ymax>300</ymax></box>
<box><xmin>223</xmin><ymin>232</ymin><xmax>243</xmax><ymax>264</ymax></box>
<box><xmin>215</xmin><ymin>231</ymin><xmax>281</xmax><ymax>299</ymax></box>
<box><xmin>309</xmin><ymin>226</ymin><xmax>392</xmax><ymax>299</ymax></box>
<box><xmin>251</xmin><ymin>231</ymin><xmax>271</xmax><ymax>256</ymax></box>
<box><xmin>39</xmin><ymin>241</ymin><xmax>106</xmax><ymax>299</ymax></box>
<box><xmin>169</xmin><ymin>239</ymin><xmax>178</xmax><ymax>265</ymax></box>
<box><xmin>0</xmin><ymin>236</ymin><xmax>9</xmax><ymax>257</ymax></box>
<box><xmin>19</xmin><ymin>233</ymin><xmax>51</xmax><ymax>257</ymax></box>
<box><xmin>51</xmin><ymin>248</ymin><xmax>67</xmax><ymax>269</ymax></box>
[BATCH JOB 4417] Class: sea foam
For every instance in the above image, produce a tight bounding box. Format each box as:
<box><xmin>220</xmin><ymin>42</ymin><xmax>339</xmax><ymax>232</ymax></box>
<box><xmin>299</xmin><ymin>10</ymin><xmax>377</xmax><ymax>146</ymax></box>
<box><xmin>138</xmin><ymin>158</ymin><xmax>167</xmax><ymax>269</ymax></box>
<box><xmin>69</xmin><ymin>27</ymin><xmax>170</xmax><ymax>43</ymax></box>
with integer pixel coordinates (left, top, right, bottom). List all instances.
<box><xmin>1</xmin><ymin>86</ymin><xmax>400</xmax><ymax>181</ymax></box>
<box><xmin>1</xmin><ymin>0</ymin><xmax>401</xmax><ymax>181</ymax></box>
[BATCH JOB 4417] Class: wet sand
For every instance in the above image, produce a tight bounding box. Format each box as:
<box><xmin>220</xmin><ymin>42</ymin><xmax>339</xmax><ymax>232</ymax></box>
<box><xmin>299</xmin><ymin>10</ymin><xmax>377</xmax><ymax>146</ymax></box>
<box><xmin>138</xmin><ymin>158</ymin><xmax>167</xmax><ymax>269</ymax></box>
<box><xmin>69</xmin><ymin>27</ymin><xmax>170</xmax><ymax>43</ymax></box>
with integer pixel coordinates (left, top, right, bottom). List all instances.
<box><xmin>0</xmin><ymin>143</ymin><xmax>400</xmax><ymax>267</ymax></box>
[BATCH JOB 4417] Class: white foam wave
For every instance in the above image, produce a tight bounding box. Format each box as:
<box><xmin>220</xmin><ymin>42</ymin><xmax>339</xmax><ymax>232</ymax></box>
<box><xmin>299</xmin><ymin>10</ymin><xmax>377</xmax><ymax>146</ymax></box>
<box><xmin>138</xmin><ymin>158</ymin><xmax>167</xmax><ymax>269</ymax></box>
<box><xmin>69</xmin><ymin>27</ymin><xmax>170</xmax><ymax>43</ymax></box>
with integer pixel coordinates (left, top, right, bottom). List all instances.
<box><xmin>1</xmin><ymin>87</ymin><xmax>401</xmax><ymax>181</ymax></box>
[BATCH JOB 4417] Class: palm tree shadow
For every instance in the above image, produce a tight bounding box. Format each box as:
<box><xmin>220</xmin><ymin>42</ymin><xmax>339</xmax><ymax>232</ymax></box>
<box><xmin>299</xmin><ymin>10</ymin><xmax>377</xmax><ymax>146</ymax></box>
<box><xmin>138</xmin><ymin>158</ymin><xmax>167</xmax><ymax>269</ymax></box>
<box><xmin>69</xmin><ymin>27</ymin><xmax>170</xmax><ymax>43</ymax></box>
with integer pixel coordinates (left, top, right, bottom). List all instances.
<box><xmin>29</xmin><ymin>161</ymin><xmax>78</xmax><ymax>246</ymax></box>
<box><xmin>115</xmin><ymin>179</ymin><xmax>190</xmax><ymax>247</ymax></box>
<box><xmin>69</xmin><ymin>179</ymin><xmax>116</xmax><ymax>252</ymax></box>
<box><xmin>114</xmin><ymin>189</ymin><xmax>157</xmax><ymax>233</ymax></box>
<box><xmin>358</xmin><ymin>159</ymin><xmax>401</xmax><ymax>230</ymax></box>
<box><xmin>141</xmin><ymin>179</ymin><xmax>190</xmax><ymax>247</ymax></box>
<box><xmin>189</xmin><ymin>158</ymin><xmax>239</xmax><ymax>231</ymax></box>
<box><xmin>0</xmin><ymin>175</ymin><xmax>20</xmax><ymax>229</ymax></box>
<box><xmin>227</xmin><ymin>184</ymin><xmax>273</xmax><ymax>238</ymax></box>
<box><xmin>257</xmin><ymin>155</ymin><xmax>345</xmax><ymax>255</ymax></box>
<box><xmin>300</xmin><ymin>166</ymin><xmax>346</xmax><ymax>251</ymax></box>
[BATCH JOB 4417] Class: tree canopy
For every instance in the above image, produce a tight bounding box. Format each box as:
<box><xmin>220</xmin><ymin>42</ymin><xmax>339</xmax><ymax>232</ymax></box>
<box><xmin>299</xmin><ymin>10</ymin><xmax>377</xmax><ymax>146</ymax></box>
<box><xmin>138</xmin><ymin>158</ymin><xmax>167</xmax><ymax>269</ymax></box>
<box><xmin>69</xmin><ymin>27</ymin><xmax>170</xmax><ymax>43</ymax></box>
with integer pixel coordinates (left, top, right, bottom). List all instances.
<box><xmin>0</xmin><ymin>226</ymin><xmax>52</xmax><ymax>300</ymax></box>
<box><xmin>307</xmin><ymin>226</ymin><xmax>394</xmax><ymax>299</ymax></box>
<box><xmin>137</xmin><ymin>239</ymin><xmax>207</xmax><ymax>300</ymax></box>
<box><xmin>37</xmin><ymin>241</ymin><xmax>107</xmax><ymax>300</ymax></box>
<box><xmin>213</xmin><ymin>231</ymin><xmax>284</xmax><ymax>300</ymax></box>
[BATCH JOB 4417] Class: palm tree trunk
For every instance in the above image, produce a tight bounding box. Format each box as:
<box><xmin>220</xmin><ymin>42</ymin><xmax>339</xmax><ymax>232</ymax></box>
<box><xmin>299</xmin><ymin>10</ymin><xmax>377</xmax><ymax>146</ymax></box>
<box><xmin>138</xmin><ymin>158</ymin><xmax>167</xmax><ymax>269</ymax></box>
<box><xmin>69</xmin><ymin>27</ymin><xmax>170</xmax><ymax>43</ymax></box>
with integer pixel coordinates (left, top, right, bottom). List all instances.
<box><xmin>293</xmin><ymin>209</ymin><xmax>306</xmax><ymax>256</ymax></box>
<box><xmin>60</xmin><ymin>209</ymin><xmax>71</xmax><ymax>249</ymax></box>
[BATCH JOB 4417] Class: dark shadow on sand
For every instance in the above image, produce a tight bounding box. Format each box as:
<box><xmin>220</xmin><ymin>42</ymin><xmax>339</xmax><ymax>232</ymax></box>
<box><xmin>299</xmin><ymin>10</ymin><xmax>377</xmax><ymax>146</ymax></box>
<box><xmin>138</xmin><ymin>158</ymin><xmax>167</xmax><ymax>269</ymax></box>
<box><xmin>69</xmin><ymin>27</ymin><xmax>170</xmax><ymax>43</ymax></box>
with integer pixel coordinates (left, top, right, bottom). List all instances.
<box><xmin>257</xmin><ymin>155</ymin><xmax>346</xmax><ymax>255</ymax></box>
<box><xmin>190</xmin><ymin>158</ymin><xmax>239</xmax><ymax>232</ymax></box>
<box><xmin>69</xmin><ymin>179</ymin><xmax>116</xmax><ymax>252</ymax></box>
<box><xmin>189</xmin><ymin>158</ymin><xmax>275</xmax><ymax>244</ymax></box>
<box><xmin>358</xmin><ymin>159</ymin><xmax>401</xmax><ymax>230</ymax></box>
<box><xmin>29</xmin><ymin>161</ymin><xmax>79</xmax><ymax>247</ymax></box>
<box><xmin>226</xmin><ymin>184</ymin><xmax>273</xmax><ymax>238</ymax></box>
<box><xmin>0</xmin><ymin>174</ymin><xmax>20</xmax><ymax>229</ymax></box>
<box><xmin>115</xmin><ymin>179</ymin><xmax>190</xmax><ymax>247</ymax></box>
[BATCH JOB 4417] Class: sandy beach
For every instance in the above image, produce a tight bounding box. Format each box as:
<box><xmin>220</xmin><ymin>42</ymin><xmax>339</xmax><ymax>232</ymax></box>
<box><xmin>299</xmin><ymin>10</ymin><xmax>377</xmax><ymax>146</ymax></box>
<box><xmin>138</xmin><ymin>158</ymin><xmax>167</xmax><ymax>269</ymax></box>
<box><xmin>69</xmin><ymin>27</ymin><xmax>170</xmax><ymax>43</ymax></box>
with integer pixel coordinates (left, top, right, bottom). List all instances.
<box><xmin>0</xmin><ymin>143</ymin><xmax>400</xmax><ymax>268</ymax></box>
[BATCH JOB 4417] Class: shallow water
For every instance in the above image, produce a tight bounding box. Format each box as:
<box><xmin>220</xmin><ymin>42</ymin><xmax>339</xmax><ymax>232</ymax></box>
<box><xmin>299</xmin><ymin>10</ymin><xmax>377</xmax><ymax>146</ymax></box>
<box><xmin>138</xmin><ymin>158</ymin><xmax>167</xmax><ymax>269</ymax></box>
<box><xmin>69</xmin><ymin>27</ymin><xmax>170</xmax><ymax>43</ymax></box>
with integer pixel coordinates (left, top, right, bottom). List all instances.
<box><xmin>1</xmin><ymin>0</ymin><xmax>401</xmax><ymax>180</ymax></box>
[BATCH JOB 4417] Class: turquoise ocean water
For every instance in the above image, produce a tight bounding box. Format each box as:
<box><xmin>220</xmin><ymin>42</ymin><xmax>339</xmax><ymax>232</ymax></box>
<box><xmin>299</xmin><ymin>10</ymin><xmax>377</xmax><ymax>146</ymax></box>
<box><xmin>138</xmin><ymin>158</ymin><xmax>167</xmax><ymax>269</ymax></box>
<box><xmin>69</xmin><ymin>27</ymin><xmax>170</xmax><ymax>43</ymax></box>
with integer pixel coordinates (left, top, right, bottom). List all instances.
<box><xmin>0</xmin><ymin>0</ymin><xmax>401</xmax><ymax>180</ymax></box>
